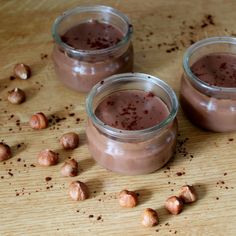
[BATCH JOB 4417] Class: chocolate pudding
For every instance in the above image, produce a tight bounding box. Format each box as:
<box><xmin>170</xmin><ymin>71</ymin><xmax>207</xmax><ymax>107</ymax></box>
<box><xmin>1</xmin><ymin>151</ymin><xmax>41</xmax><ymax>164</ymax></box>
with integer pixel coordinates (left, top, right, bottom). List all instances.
<box><xmin>86</xmin><ymin>73</ymin><xmax>178</xmax><ymax>175</ymax></box>
<box><xmin>52</xmin><ymin>6</ymin><xmax>133</xmax><ymax>93</ymax></box>
<box><xmin>61</xmin><ymin>21</ymin><xmax>123</xmax><ymax>50</ymax></box>
<box><xmin>95</xmin><ymin>90</ymin><xmax>169</xmax><ymax>130</ymax></box>
<box><xmin>181</xmin><ymin>52</ymin><xmax>236</xmax><ymax>132</ymax></box>
<box><xmin>191</xmin><ymin>53</ymin><xmax>236</xmax><ymax>87</ymax></box>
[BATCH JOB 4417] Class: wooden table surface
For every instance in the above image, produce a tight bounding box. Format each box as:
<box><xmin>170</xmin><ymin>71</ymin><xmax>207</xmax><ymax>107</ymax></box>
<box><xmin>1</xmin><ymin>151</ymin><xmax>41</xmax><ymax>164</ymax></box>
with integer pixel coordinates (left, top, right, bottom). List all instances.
<box><xmin>1</xmin><ymin>0</ymin><xmax>236</xmax><ymax>235</ymax></box>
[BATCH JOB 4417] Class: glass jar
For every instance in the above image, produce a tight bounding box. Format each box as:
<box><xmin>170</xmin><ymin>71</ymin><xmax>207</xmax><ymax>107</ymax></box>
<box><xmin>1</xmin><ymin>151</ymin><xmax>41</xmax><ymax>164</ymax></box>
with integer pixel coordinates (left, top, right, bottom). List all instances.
<box><xmin>86</xmin><ymin>73</ymin><xmax>178</xmax><ymax>175</ymax></box>
<box><xmin>180</xmin><ymin>37</ymin><xmax>236</xmax><ymax>132</ymax></box>
<box><xmin>51</xmin><ymin>5</ymin><xmax>133</xmax><ymax>93</ymax></box>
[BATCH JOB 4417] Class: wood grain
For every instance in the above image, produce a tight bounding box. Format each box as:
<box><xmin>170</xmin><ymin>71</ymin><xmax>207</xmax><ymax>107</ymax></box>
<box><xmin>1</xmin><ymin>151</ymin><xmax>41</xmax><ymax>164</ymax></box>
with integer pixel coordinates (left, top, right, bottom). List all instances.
<box><xmin>0</xmin><ymin>0</ymin><xmax>236</xmax><ymax>235</ymax></box>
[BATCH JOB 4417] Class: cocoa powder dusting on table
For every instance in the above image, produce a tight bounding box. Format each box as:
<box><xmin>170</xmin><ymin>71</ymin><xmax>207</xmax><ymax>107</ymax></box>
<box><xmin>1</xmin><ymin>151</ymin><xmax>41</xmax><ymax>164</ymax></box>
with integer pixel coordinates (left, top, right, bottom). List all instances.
<box><xmin>45</xmin><ymin>177</ymin><xmax>52</xmax><ymax>182</ymax></box>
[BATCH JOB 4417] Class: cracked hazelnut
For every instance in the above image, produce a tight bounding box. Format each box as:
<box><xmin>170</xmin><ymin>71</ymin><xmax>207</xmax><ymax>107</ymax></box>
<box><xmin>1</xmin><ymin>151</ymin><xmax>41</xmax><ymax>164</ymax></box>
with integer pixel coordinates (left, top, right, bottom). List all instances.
<box><xmin>69</xmin><ymin>181</ymin><xmax>89</xmax><ymax>201</ymax></box>
<box><xmin>118</xmin><ymin>190</ymin><xmax>138</xmax><ymax>208</ymax></box>
<box><xmin>38</xmin><ymin>149</ymin><xmax>58</xmax><ymax>166</ymax></box>
<box><xmin>165</xmin><ymin>196</ymin><xmax>183</xmax><ymax>215</ymax></box>
<box><xmin>0</xmin><ymin>142</ymin><xmax>11</xmax><ymax>162</ymax></box>
<box><xmin>61</xmin><ymin>159</ymin><xmax>78</xmax><ymax>177</ymax></box>
<box><xmin>8</xmin><ymin>88</ymin><xmax>26</xmax><ymax>104</ymax></box>
<box><xmin>142</xmin><ymin>208</ymin><xmax>159</xmax><ymax>227</ymax></box>
<box><xmin>59</xmin><ymin>132</ymin><xmax>79</xmax><ymax>150</ymax></box>
<box><xmin>14</xmin><ymin>63</ymin><xmax>31</xmax><ymax>80</ymax></box>
<box><xmin>29</xmin><ymin>112</ymin><xmax>48</xmax><ymax>129</ymax></box>
<box><xmin>179</xmin><ymin>185</ymin><xmax>198</xmax><ymax>203</ymax></box>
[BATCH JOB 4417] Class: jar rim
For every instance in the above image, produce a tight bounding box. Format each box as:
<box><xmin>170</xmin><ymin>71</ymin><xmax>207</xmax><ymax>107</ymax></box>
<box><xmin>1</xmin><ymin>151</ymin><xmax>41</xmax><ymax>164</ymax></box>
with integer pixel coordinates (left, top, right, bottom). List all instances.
<box><xmin>51</xmin><ymin>5</ymin><xmax>132</xmax><ymax>56</ymax></box>
<box><xmin>183</xmin><ymin>36</ymin><xmax>236</xmax><ymax>94</ymax></box>
<box><xmin>86</xmin><ymin>73</ymin><xmax>178</xmax><ymax>140</ymax></box>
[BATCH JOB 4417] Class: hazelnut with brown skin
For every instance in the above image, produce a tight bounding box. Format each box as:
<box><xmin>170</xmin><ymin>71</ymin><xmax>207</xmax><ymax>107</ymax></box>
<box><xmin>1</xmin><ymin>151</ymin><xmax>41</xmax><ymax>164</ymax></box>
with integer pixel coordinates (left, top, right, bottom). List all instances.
<box><xmin>14</xmin><ymin>63</ymin><xmax>31</xmax><ymax>80</ymax></box>
<box><xmin>0</xmin><ymin>142</ymin><xmax>11</xmax><ymax>162</ymax></box>
<box><xmin>8</xmin><ymin>88</ymin><xmax>26</xmax><ymax>104</ymax></box>
<box><xmin>179</xmin><ymin>185</ymin><xmax>198</xmax><ymax>203</ymax></box>
<box><xmin>69</xmin><ymin>181</ymin><xmax>89</xmax><ymax>201</ymax></box>
<box><xmin>61</xmin><ymin>159</ymin><xmax>78</xmax><ymax>177</ymax></box>
<box><xmin>59</xmin><ymin>132</ymin><xmax>79</xmax><ymax>150</ymax></box>
<box><xmin>165</xmin><ymin>196</ymin><xmax>184</xmax><ymax>215</ymax></box>
<box><xmin>142</xmin><ymin>208</ymin><xmax>159</xmax><ymax>227</ymax></box>
<box><xmin>29</xmin><ymin>112</ymin><xmax>48</xmax><ymax>129</ymax></box>
<box><xmin>38</xmin><ymin>149</ymin><xmax>58</xmax><ymax>166</ymax></box>
<box><xmin>118</xmin><ymin>190</ymin><xmax>138</xmax><ymax>208</ymax></box>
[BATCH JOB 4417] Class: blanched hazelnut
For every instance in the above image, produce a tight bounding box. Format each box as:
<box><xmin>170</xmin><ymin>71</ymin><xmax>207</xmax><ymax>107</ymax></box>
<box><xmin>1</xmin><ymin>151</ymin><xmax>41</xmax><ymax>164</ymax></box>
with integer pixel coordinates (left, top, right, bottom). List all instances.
<box><xmin>14</xmin><ymin>63</ymin><xmax>31</xmax><ymax>80</ymax></box>
<box><xmin>38</xmin><ymin>149</ymin><xmax>58</xmax><ymax>166</ymax></box>
<box><xmin>165</xmin><ymin>196</ymin><xmax>183</xmax><ymax>215</ymax></box>
<box><xmin>59</xmin><ymin>132</ymin><xmax>79</xmax><ymax>150</ymax></box>
<box><xmin>179</xmin><ymin>185</ymin><xmax>198</xmax><ymax>203</ymax></box>
<box><xmin>118</xmin><ymin>190</ymin><xmax>138</xmax><ymax>208</ymax></box>
<box><xmin>8</xmin><ymin>88</ymin><xmax>26</xmax><ymax>104</ymax></box>
<box><xmin>29</xmin><ymin>112</ymin><xmax>48</xmax><ymax>129</ymax></box>
<box><xmin>69</xmin><ymin>181</ymin><xmax>89</xmax><ymax>201</ymax></box>
<box><xmin>0</xmin><ymin>142</ymin><xmax>11</xmax><ymax>162</ymax></box>
<box><xmin>61</xmin><ymin>159</ymin><xmax>78</xmax><ymax>177</ymax></box>
<box><xmin>142</xmin><ymin>208</ymin><xmax>159</xmax><ymax>227</ymax></box>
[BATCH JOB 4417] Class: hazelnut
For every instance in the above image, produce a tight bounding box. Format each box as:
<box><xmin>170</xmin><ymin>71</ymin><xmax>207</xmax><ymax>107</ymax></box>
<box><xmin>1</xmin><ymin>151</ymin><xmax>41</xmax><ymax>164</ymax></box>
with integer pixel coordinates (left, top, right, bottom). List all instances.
<box><xmin>179</xmin><ymin>185</ymin><xmax>198</xmax><ymax>203</ymax></box>
<box><xmin>59</xmin><ymin>132</ymin><xmax>79</xmax><ymax>150</ymax></box>
<box><xmin>14</xmin><ymin>63</ymin><xmax>31</xmax><ymax>80</ymax></box>
<box><xmin>7</xmin><ymin>88</ymin><xmax>26</xmax><ymax>104</ymax></box>
<box><xmin>0</xmin><ymin>142</ymin><xmax>11</xmax><ymax>162</ymax></box>
<box><xmin>141</xmin><ymin>208</ymin><xmax>159</xmax><ymax>227</ymax></box>
<box><xmin>118</xmin><ymin>190</ymin><xmax>138</xmax><ymax>208</ymax></box>
<box><xmin>38</xmin><ymin>149</ymin><xmax>58</xmax><ymax>166</ymax></box>
<box><xmin>165</xmin><ymin>196</ymin><xmax>184</xmax><ymax>215</ymax></box>
<box><xmin>29</xmin><ymin>112</ymin><xmax>48</xmax><ymax>129</ymax></box>
<box><xmin>61</xmin><ymin>159</ymin><xmax>78</xmax><ymax>177</ymax></box>
<box><xmin>69</xmin><ymin>181</ymin><xmax>89</xmax><ymax>201</ymax></box>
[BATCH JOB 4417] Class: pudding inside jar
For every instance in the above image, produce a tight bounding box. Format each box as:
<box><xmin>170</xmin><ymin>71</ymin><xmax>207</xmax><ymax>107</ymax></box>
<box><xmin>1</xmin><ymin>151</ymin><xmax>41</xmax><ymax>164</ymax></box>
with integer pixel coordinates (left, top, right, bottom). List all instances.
<box><xmin>61</xmin><ymin>20</ymin><xmax>123</xmax><ymax>50</ymax></box>
<box><xmin>52</xmin><ymin>6</ymin><xmax>133</xmax><ymax>93</ymax></box>
<box><xmin>191</xmin><ymin>53</ymin><xmax>236</xmax><ymax>87</ymax></box>
<box><xmin>86</xmin><ymin>73</ymin><xmax>178</xmax><ymax>175</ymax></box>
<box><xmin>95</xmin><ymin>90</ymin><xmax>169</xmax><ymax>130</ymax></box>
<box><xmin>180</xmin><ymin>37</ymin><xmax>236</xmax><ymax>132</ymax></box>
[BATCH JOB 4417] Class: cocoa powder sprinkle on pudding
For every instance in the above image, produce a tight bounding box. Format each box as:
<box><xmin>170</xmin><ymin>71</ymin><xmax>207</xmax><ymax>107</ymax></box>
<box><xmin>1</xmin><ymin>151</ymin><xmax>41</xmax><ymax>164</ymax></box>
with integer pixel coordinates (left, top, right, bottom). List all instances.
<box><xmin>95</xmin><ymin>90</ymin><xmax>169</xmax><ymax>130</ymax></box>
<box><xmin>191</xmin><ymin>53</ymin><xmax>236</xmax><ymax>87</ymax></box>
<box><xmin>61</xmin><ymin>20</ymin><xmax>123</xmax><ymax>50</ymax></box>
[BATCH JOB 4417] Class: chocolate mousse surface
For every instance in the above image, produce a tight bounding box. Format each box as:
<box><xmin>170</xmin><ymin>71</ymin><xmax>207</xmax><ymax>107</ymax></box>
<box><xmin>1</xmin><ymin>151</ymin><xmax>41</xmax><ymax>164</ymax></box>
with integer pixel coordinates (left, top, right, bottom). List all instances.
<box><xmin>95</xmin><ymin>90</ymin><xmax>169</xmax><ymax>130</ymax></box>
<box><xmin>61</xmin><ymin>20</ymin><xmax>123</xmax><ymax>50</ymax></box>
<box><xmin>191</xmin><ymin>53</ymin><xmax>236</xmax><ymax>87</ymax></box>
